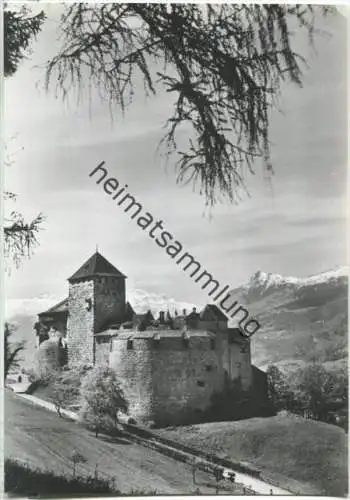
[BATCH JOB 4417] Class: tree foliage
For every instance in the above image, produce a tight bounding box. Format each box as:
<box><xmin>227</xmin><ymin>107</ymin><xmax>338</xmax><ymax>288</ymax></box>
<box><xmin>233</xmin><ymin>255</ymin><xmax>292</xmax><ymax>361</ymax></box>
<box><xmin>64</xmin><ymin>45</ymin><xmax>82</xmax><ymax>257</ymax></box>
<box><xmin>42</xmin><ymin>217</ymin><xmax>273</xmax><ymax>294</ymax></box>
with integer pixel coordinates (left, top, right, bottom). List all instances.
<box><xmin>51</xmin><ymin>369</ymin><xmax>81</xmax><ymax>417</ymax></box>
<box><xmin>266</xmin><ymin>365</ymin><xmax>296</xmax><ymax>412</ymax></box>
<box><xmin>4</xmin><ymin>5</ymin><xmax>46</xmax><ymax>77</ymax></box>
<box><xmin>4</xmin><ymin>322</ymin><xmax>25</xmax><ymax>379</ymax></box>
<box><xmin>79</xmin><ymin>366</ymin><xmax>128</xmax><ymax>437</ymax></box>
<box><xmin>4</xmin><ymin>197</ymin><xmax>44</xmax><ymax>269</ymax></box>
<box><xmin>4</xmin><ymin>5</ymin><xmax>46</xmax><ymax>267</ymax></box>
<box><xmin>267</xmin><ymin>362</ymin><xmax>348</xmax><ymax>421</ymax></box>
<box><xmin>45</xmin><ymin>4</ymin><xmax>334</xmax><ymax>205</ymax></box>
<box><xmin>295</xmin><ymin>362</ymin><xmax>348</xmax><ymax>418</ymax></box>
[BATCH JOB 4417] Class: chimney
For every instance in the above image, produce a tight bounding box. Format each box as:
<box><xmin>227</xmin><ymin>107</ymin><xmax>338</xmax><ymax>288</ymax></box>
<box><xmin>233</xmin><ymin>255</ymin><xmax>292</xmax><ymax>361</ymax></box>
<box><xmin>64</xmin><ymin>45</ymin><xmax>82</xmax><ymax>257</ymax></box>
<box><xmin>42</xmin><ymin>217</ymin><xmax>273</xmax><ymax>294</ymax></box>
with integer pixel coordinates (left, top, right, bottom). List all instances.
<box><xmin>159</xmin><ymin>311</ymin><xmax>165</xmax><ymax>324</ymax></box>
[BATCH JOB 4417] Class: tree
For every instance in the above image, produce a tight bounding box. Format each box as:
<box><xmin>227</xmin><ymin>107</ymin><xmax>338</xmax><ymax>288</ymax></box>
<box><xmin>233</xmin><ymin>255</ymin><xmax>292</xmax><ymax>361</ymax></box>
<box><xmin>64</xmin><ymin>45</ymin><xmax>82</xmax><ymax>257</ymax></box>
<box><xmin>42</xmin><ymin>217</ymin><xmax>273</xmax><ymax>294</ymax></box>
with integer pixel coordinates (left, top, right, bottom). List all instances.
<box><xmin>4</xmin><ymin>5</ymin><xmax>46</xmax><ymax>267</ymax></box>
<box><xmin>4</xmin><ymin>322</ymin><xmax>25</xmax><ymax>379</ymax></box>
<box><xmin>70</xmin><ymin>450</ymin><xmax>87</xmax><ymax>478</ymax></box>
<box><xmin>4</xmin><ymin>5</ymin><xmax>46</xmax><ymax>77</ymax></box>
<box><xmin>43</xmin><ymin>4</ymin><xmax>335</xmax><ymax>206</ymax></box>
<box><xmin>4</xmin><ymin>189</ymin><xmax>44</xmax><ymax>269</ymax></box>
<box><xmin>266</xmin><ymin>365</ymin><xmax>295</xmax><ymax>412</ymax></box>
<box><xmin>79</xmin><ymin>366</ymin><xmax>128</xmax><ymax>437</ymax></box>
<box><xmin>51</xmin><ymin>370</ymin><xmax>81</xmax><ymax>417</ymax></box>
<box><xmin>295</xmin><ymin>363</ymin><xmax>347</xmax><ymax>419</ymax></box>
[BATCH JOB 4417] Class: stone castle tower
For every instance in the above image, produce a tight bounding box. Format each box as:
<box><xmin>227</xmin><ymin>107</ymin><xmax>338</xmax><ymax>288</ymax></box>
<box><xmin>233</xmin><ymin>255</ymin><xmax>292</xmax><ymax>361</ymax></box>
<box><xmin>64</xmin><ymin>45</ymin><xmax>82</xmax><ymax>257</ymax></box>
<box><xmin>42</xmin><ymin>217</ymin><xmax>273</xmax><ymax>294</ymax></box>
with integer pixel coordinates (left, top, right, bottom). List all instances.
<box><xmin>66</xmin><ymin>251</ymin><xmax>127</xmax><ymax>365</ymax></box>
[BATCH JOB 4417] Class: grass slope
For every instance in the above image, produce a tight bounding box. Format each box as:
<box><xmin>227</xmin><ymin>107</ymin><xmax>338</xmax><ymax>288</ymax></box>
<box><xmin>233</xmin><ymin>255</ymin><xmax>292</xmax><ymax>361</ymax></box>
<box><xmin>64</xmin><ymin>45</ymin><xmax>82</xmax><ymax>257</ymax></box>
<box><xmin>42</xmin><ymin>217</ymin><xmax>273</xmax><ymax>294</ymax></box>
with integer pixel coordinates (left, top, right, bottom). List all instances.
<box><xmin>157</xmin><ymin>414</ymin><xmax>348</xmax><ymax>497</ymax></box>
<box><xmin>4</xmin><ymin>391</ymin><xmax>241</xmax><ymax>495</ymax></box>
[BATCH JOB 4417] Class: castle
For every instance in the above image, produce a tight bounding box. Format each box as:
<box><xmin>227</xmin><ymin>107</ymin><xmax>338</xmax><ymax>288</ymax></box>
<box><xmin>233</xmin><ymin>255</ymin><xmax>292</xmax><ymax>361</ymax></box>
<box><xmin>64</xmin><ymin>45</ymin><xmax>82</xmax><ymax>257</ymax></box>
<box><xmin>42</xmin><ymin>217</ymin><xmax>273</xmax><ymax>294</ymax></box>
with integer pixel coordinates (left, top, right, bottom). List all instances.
<box><xmin>35</xmin><ymin>251</ymin><xmax>267</xmax><ymax>426</ymax></box>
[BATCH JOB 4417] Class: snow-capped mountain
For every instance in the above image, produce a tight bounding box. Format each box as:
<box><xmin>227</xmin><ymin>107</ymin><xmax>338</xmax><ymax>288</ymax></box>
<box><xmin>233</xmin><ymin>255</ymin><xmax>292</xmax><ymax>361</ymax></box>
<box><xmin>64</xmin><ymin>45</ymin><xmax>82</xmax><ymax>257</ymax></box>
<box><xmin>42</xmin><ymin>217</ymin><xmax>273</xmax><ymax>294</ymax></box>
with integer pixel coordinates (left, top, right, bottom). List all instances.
<box><xmin>231</xmin><ymin>266</ymin><xmax>348</xmax><ymax>373</ymax></box>
<box><xmin>245</xmin><ymin>266</ymin><xmax>348</xmax><ymax>291</ymax></box>
<box><xmin>127</xmin><ymin>289</ymin><xmax>196</xmax><ymax>316</ymax></box>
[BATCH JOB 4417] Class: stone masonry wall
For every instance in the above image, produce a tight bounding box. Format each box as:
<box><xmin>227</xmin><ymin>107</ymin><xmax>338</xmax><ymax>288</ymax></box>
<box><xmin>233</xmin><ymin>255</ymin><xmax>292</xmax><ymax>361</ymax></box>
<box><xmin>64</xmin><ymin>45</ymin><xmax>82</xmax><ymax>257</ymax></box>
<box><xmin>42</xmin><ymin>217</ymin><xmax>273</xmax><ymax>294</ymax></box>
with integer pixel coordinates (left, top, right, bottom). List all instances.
<box><xmin>95</xmin><ymin>338</ymin><xmax>111</xmax><ymax>365</ymax></box>
<box><xmin>110</xmin><ymin>335</ymin><xmax>225</xmax><ymax>426</ymax></box>
<box><xmin>151</xmin><ymin>336</ymin><xmax>223</xmax><ymax>426</ymax></box>
<box><xmin>67</xmin><ymin>280</ymin><xmax>94</xmax><ymax>366</ymax></box>
<box><xmin>109</xmin><ymin>338</ymin><xmax>153</xmax><ymax>423</ymax></box>
<box><xmin>94</xmin><ymin>277</ymin><xmax>125</xmax><ymax>332</ymax></box>
<box><xmin>215</xmin><ymin>331</ymin><xmax>252</xmax><ymax>391</ymax></box>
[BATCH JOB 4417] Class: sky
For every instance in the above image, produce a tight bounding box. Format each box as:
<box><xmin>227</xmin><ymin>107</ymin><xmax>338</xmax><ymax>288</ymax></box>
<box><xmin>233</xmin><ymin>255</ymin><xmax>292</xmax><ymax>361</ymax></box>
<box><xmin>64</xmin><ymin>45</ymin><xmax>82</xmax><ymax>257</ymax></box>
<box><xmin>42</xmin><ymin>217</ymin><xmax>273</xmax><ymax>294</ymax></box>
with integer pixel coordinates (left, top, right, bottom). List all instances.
<box><xmin>4</xmin><ymin>4</ymin><xmax>348</xmax><ymax>318</ymax></box>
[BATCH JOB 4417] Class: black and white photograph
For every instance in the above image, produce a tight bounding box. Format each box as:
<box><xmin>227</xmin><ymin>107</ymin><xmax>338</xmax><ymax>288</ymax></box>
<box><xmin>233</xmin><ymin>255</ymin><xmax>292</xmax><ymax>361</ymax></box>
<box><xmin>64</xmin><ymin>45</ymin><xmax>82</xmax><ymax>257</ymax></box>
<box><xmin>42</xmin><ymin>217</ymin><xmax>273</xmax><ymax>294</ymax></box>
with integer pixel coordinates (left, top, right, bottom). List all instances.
<box><xmin>3</xmin><ymin>2</ymin><xmax>348</xmax><ymax>497</ymax></box>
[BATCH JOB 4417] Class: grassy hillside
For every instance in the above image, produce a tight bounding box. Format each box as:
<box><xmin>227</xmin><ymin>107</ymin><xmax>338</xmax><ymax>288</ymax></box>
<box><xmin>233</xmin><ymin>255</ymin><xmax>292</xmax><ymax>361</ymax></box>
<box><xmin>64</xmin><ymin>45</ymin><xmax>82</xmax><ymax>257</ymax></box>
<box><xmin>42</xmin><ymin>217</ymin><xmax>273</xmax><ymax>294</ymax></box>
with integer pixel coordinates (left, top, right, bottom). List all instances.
<box><xmin>4</xmin><ymin>391</ymin><xmax>240</xmax><ymax>495</ymax></box>
<box><xmin>157</xmin><ymin>414</ymin><xmax>348</xmax><ymax>497</ymax></box>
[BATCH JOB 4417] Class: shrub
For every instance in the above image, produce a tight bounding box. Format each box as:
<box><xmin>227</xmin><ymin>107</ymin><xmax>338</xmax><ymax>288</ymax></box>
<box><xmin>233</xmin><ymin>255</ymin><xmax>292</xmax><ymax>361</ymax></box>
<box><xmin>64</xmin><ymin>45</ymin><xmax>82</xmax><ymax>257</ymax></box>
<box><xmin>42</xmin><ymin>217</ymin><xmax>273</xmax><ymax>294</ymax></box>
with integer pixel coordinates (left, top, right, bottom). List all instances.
<box><xmin>4</xmin><ymin>459</ymin><xmax>119</xmax><ymax>496</ymax></box>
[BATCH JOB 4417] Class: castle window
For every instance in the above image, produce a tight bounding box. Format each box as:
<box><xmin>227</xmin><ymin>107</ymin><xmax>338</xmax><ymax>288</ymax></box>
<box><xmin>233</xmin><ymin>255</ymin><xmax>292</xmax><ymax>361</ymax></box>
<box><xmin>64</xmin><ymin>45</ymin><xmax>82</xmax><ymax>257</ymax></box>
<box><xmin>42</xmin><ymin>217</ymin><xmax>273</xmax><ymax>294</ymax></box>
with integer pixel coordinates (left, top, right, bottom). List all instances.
<box><xmin>127</xmin><ymin>339</ymin><xmax>133</xmax><ymax>350</ymax></box>
<box><xmin>182</xmin><ymin>331</ymin><xmax>190</xmax><ymax>348</ymax></box>
<box><xmin>197</xmin><ymin>380</ymin><xmax>205</xmax><ymax>387</ymax></box>
<box><xmin>210</xmin><ymin>339</ymin><xmax>215</xmax><ymax>350</ymax></box>
<box><xmin>205</xmin><ymin>365</ymin><xmax>213</xmax><ymax>372</ymax></box>
<box><xmin>153</xmin><ymin>333</ymin><xmax>161</xmax><ymax>347</ymax></box>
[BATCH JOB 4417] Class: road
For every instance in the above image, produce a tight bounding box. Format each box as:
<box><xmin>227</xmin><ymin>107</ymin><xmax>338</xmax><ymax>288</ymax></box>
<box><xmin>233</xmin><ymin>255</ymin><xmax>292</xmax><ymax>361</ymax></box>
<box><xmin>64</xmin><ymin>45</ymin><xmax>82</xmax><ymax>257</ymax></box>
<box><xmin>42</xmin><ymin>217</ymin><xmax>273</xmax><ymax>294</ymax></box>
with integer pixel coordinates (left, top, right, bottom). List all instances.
<box><xmin>4</xmin><ymin>391</ymin><xmax>242</xmax><ymax>495</ymax></box>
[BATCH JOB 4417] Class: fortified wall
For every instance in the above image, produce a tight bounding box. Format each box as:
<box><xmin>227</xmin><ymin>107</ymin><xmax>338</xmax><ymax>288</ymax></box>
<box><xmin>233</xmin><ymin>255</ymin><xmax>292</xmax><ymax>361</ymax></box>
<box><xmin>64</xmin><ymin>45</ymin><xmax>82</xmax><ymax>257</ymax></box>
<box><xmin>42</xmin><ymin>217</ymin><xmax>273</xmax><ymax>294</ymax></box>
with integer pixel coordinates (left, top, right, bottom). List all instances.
<box><xmin>109</xmin><ymin>325</ymin><xmax>252</xmax><ymax>426</ymax></box>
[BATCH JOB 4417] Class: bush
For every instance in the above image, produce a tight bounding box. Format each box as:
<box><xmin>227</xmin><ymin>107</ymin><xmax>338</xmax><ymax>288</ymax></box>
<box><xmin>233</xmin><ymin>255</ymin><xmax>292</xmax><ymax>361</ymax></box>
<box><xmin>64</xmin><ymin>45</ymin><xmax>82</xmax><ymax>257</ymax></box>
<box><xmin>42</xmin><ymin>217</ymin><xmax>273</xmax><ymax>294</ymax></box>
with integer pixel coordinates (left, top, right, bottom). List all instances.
<box><xmin>5</xmin><ymin>459</ymin><xmax>120</xmax><ymax>496</ymax></box>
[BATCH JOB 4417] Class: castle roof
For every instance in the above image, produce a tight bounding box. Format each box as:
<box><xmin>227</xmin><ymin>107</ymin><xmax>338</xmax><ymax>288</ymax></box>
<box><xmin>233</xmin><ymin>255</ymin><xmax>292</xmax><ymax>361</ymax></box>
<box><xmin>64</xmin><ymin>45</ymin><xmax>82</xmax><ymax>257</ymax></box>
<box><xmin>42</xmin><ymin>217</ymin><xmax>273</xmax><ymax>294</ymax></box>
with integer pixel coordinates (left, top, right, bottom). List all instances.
<box><xmin>38</xmin><ymin>297</ymin><xmax>69</xmax><ymax>317</ymax></box>
<box><xmin>200</xmin><ymin>304</ymin><xmax>228</xmax><ymax>322</ymax></box>
<box><xmin>114</xmin><ymin>329</ymin><xmax>216</xmax><ymax>340</ymax></box>
<box><xmin>68</xmin><ymin>251</ymin><xmax>126</xmax><ymax>282</ymax></box>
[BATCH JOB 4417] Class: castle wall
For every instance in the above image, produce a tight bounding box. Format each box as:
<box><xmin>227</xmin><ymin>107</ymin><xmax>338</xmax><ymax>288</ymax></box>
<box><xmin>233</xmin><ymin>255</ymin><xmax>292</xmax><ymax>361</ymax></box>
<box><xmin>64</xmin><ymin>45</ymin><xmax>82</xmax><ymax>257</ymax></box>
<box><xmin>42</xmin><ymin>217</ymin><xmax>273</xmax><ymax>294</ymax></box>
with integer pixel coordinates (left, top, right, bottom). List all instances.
<box><xmin>95</xmin><ymin>337</ymin><xmax>111</xmax><ymax>365</ymax></box>
<box><xmin>151</xmin><ymin>336</ymin><xmax>223</xmax><ymax>426</ymax></box>
<box><xmin>94</xmin><ymin>277</ymin><xmax>125</xmax><ymax>331</ymax></box>
<box><xmin>109</xmin><ymin>334</ymin><xmax>224</xmax><ymax>426</ymax></box>
<box><xmin>109</xmin><ymin>338</ymin><xmax>154</xmax><ymax>423</ymax></box>
<box><xmin>36</xmin><ymin>338</ymin><xmax>61</xmax><ymax>376</ymax></box>
<box><xmin>67</xmin><ymin>280</ymin><xmax>95</xmax><ymax>366</ymax></box>
<box><xmin>217</xmin><ymin>333</ymin><xmax>252</xmax><ymax>391</ymax></box>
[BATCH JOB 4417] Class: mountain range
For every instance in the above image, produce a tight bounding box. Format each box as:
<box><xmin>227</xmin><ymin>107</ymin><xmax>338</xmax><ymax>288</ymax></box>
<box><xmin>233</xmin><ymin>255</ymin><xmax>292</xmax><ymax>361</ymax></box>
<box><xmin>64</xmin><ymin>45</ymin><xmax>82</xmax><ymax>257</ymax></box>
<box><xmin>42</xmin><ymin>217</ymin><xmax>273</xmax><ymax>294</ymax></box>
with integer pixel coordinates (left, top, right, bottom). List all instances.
<box><xmin>6</xmin><ymin>267</ymin><xmax>348</xmax><ymax>374</ymax></box>
<box><xmin>231</xmin><ymin>266</ymin><xmax>348</xmax><ymax>374</ymax></box>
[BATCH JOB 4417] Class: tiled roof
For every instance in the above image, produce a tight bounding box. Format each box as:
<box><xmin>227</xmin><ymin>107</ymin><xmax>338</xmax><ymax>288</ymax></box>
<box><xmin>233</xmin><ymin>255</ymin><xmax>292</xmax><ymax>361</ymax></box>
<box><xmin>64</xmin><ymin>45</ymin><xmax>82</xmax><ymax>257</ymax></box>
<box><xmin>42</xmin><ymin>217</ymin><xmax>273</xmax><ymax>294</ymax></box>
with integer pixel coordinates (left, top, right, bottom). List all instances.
<box><xmin>38</xmin><ymin>298</ymin><xmax>69</xmax><ymax>316</ymax></box>
<box><xmin>68</xmin><ymin>251</ymin><xmax>126</xmax><ymax>282</ymax></box>
<box><xmin>114</xmin><ymin>329</ymin><xmax>216</xmax><ymax>340</ymax></box>
<box><xmin>200</xmin><ymin>304</ymin><xmax>228</xmax><ymax>322</ymax></box>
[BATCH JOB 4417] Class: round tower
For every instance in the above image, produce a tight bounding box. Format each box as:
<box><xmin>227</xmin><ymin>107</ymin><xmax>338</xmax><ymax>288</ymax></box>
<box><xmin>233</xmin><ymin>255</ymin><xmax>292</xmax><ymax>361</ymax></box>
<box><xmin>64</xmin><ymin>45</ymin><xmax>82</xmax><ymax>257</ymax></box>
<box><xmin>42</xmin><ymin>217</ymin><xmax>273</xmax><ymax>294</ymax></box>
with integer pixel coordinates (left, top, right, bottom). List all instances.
<box><xmin>36</xmin><ymin>338</ymin><xmax>61</xmax><ymax>377</ymax></box>
<box><xmin>109</xmin><ymin>329</ymin><xmax>223</xmax><ymax>426</ymax></box>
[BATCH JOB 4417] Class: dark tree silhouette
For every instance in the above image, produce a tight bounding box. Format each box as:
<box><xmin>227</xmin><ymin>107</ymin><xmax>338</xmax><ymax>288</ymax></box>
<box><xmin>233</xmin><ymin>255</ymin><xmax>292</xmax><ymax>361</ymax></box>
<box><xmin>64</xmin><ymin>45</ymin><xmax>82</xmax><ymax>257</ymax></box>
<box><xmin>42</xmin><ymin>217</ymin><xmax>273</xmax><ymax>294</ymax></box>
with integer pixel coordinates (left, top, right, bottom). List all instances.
<box><xmin>4</xmin><ymin>5</ymin><xmax>46</xmax><ymax>77</ymax></box>
<box><xmin>4</xmin><ymin>322</ymin><xmax>24</xmax><ymax>379</ymax></box>
<box><xmin>44</xmin><ymin>4</ymin><xmax>334</xmax><ymax>205</ymax></box>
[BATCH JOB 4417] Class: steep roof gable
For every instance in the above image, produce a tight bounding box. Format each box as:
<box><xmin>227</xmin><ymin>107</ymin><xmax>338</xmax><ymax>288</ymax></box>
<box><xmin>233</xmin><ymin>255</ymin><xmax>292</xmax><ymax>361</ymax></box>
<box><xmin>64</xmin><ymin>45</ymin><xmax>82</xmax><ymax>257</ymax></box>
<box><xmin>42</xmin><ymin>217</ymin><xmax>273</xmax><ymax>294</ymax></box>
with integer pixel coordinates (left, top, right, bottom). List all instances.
<box><xmin>200</xmin><ymin>304</ymin><xmax>228</xmax><ymax>322</ymax></box>
<box><xmin>38</xmin><ymin>297</ymin><xmax>69</xmax><ymax>317</ymax></box>
<box><xmin>68</xmin><ymin>251</ymin><xmax>126</xmax><ymax>282</ymax></box>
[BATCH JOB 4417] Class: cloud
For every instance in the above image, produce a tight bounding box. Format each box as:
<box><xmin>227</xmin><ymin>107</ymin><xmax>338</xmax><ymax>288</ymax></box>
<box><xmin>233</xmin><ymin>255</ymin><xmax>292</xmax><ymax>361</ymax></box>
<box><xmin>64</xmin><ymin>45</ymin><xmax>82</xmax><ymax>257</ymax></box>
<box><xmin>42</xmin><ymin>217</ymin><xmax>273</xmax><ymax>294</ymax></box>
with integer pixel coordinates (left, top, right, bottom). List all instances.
<box><xmin>5</xmin><ymin>294</ymin><xmax>63</xmax><ymax>320</ymax></box>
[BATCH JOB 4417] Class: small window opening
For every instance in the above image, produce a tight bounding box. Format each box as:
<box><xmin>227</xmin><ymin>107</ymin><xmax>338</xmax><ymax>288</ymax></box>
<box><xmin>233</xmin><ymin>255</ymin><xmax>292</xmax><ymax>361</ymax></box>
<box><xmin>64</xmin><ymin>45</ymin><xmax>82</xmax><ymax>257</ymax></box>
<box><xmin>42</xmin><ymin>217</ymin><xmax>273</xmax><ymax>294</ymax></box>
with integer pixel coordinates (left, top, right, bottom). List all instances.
<box><xmin>197</xmin><ymin>380</ymin><xmax>205</xmax><ymax>387</ymax></box>
<box><xmin>182</xmin><ymin>332</ymin><xmax>190</xmax><ymax>348</ymax></box>
<box><xmin>127</xmin><ymin>339</ymin><xmax>133</xmax><ymax>350</ymax></box>
<box><xmin>210</xmin><ymin>339</ymin><xmax>215</xmax><ymax>350</ymax></box>
<box><xmin>206</xmin><ymin>365</ymin><xmax>213</xmax><ymax>372</ymax></box>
